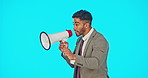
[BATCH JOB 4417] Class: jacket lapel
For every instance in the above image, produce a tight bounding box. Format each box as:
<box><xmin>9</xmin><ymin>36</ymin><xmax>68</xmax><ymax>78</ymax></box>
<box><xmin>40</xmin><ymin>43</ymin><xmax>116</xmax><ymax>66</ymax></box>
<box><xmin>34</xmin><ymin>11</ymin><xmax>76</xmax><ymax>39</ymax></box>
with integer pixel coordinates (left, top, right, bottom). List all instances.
<box><xmin>83</xmin><ymin>29</ymin><xmax>97</xmax><ymax>56</ymax></box>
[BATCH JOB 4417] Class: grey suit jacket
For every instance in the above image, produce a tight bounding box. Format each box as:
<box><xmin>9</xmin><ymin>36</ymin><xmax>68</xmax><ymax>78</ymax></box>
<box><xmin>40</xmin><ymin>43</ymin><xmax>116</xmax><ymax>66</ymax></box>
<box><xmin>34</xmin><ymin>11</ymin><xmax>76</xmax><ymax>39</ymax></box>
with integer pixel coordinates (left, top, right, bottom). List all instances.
<box><xmin>62</xmin><ymin>29</ymin><xmax>109</xmax><ymax>78</ymax></box>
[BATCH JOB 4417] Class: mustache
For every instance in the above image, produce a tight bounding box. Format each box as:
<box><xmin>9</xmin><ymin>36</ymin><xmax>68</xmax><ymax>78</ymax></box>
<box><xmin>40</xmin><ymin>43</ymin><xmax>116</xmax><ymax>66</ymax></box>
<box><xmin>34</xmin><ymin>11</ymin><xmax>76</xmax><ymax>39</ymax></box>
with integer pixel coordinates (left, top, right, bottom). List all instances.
<box><xmin>74</xmin><ymin>30</ymin><xmax>78</xmax><ymax>32</ymax></box>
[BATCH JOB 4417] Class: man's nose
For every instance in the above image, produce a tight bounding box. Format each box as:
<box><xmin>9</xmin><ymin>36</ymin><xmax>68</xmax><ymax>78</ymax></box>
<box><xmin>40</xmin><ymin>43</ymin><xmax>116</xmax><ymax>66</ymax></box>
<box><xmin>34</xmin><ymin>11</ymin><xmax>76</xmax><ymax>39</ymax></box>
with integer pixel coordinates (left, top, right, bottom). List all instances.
<box><xmin>73</xmin><ymin>26</ymin><xmax>76</xmax><ymax>31</ymax></box>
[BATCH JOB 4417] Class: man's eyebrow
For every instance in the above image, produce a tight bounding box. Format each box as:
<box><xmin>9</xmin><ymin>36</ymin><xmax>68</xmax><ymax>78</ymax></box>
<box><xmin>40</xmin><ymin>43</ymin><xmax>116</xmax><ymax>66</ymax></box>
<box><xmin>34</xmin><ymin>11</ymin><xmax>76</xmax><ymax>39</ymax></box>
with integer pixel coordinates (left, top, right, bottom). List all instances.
<box><xmin>73</xmin><ymin>22</ymin><xmax>80</xmax><ymax>24</ymax></box>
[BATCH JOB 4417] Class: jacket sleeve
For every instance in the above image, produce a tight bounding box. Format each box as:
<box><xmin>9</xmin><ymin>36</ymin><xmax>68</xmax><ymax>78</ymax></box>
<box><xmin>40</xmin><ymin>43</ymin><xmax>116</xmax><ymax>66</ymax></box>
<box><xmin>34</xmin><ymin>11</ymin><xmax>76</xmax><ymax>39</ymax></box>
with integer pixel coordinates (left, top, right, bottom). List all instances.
<box><xmin>74</xmin><ymin>36</ymin><xmax>109</xmax><ymax>70</ymax></box>
<box><xmin>61</xmin><ymin>53</ymin><xmax>74</xmax><ymax>68</ymax></box>
<box><xmin>61</xmin><ymin>37</ymin><xmax>82</xmax><ymax>68</ymax></box>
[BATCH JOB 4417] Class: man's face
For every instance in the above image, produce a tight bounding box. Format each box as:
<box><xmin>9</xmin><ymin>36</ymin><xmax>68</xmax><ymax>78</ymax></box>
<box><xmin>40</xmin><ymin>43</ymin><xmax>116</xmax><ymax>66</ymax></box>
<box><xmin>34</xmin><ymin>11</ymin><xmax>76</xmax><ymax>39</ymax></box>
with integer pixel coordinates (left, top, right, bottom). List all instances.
<box><xmin>73</xmin><ymin>18</ymin><xmax>86</xmax><ymax>37</ymax></box>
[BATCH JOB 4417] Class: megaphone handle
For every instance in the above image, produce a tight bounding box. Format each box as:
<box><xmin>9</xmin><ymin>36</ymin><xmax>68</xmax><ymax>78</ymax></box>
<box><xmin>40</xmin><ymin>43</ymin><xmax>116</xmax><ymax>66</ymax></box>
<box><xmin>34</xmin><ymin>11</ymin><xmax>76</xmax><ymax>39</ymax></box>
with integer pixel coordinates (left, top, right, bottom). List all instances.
<box><xmin>62</xmin><ymin>38</ymin><xmax>67</xmax><ymax>42</ymax></box>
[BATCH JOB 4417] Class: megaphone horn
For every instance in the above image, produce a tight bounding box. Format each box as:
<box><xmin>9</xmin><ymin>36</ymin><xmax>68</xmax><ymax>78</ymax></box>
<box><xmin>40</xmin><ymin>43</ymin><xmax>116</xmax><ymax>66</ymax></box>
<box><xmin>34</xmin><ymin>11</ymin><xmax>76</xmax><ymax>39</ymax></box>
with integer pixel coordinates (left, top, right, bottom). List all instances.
<box><xmin>40</xmin><ymin>30</ymin><xmax>72</xmax><ymax>50</ymax></box>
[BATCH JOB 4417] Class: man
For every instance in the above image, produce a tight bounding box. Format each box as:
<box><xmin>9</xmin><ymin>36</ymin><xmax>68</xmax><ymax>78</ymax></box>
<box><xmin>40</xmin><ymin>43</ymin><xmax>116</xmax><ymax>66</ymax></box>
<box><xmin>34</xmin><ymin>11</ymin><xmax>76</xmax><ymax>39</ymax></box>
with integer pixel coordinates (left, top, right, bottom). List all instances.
<box><xmin>59</xmin><ymin>10</ymin><xmax>109</xmax><ymax>78</ymax></box>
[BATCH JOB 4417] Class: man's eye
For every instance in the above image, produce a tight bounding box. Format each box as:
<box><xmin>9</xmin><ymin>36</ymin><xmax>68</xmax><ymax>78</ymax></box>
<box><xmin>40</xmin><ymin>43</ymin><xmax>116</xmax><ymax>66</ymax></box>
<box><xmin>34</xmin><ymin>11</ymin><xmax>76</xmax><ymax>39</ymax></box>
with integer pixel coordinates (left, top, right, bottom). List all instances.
<box><xmin>76</xmin><ymin>24</ymin><xmax>78</xmax><ymax>26</ymax></box>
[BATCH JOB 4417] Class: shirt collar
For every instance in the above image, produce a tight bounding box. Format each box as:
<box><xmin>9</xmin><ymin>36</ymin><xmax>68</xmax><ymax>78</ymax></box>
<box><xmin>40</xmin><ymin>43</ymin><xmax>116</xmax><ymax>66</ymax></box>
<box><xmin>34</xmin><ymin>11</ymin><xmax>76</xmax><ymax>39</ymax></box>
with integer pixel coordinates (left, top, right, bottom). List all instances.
<box><xmin>82</xmin><ymin>28</ymin><xmax>94</xmax><ymax>41</ymax></box>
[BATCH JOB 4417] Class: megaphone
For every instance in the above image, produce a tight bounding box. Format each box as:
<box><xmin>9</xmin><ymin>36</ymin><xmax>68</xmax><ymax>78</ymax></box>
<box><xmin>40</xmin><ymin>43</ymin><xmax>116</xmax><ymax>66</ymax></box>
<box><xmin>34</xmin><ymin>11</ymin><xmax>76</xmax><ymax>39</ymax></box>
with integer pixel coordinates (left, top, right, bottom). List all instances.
<box><xmin>40</xmin><ymin>30</ymin><xmax>72</xmax><ymax>50</ymax></box>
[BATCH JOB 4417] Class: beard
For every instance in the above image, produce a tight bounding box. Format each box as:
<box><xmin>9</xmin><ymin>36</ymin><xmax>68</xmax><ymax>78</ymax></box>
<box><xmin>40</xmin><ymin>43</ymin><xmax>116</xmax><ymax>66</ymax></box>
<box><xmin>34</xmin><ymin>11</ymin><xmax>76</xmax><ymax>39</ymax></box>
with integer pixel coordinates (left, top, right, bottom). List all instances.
<box><xmin>75</xmin><ymin>27</ymin><xmax>85</xmax><ymax>37</ymax></box>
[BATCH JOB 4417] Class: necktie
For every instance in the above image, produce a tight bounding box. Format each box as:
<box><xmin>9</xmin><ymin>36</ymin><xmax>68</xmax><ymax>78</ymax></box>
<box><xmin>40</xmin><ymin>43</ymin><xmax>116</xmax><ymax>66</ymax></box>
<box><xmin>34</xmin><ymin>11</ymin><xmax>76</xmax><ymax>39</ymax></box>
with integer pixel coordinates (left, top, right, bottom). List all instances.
<box><xmin>76</xmin><ymin>39</ymin><xmax>84</xmax><ymax>78</ymax></box>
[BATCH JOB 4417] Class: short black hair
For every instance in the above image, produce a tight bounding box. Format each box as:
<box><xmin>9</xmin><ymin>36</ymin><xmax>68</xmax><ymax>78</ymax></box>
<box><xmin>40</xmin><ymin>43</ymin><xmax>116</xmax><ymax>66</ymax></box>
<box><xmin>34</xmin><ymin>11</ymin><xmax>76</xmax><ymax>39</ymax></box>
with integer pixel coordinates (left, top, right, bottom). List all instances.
<box><xmin>72</xmin><ymin>10</ymin><xmax>92</xmax><ymax>25</ymax></box>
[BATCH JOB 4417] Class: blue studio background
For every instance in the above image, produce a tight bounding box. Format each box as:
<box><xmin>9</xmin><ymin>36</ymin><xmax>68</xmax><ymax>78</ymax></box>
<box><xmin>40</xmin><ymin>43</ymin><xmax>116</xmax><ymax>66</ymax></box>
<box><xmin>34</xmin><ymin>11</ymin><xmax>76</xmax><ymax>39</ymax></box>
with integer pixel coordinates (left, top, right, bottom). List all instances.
<box><xmin>1</xmin><ymin>0</ymin><xmax>148</xmax><ymax>78</ymax></box>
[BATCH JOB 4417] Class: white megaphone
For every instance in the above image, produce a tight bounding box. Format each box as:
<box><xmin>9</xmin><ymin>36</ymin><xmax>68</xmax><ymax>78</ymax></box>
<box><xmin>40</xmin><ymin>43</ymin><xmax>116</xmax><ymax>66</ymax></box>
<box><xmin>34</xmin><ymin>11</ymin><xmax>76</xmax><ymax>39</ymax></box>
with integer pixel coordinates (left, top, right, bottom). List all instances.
<box><xmin>40</xmin><ymin>30</ymin><xmax>72</xmax><ymax>50</ymax></box>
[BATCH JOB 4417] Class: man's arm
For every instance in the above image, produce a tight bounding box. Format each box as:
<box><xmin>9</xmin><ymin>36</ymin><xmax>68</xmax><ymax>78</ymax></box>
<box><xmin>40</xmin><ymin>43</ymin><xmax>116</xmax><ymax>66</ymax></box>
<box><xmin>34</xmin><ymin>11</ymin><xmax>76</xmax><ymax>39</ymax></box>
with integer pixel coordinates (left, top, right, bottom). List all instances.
<box><xmin>59</xmin><ymin>37</ymin><xmax>82</xmax><ymax>68</ymax></box>
<box><xmin>59</xmin><ymin>41</ymin><xmax>76</xmax><ymax>68</ymax></box>
<box><xmin>61</xmin><ymin>53</ymin><xmax>74</xmax><ymax>68</ymax></box>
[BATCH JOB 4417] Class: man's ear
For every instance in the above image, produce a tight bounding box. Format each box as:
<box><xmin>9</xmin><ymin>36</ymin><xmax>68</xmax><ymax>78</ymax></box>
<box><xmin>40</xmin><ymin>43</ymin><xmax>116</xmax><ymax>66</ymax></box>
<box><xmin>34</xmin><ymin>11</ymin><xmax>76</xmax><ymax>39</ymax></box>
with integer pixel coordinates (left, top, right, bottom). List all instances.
<box><xmin>84</xmin><ymin>23</ymin><xmax>90</xmax><ymax>29</ymax></box>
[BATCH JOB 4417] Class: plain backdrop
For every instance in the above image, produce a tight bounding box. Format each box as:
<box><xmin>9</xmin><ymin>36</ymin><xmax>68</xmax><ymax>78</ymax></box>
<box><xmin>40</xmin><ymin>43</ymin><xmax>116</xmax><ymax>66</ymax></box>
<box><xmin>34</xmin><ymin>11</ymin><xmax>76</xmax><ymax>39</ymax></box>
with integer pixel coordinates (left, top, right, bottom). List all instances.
<box><xmin>0</xmin><ymin>0</ymin><xmax>148</xmax><ymax>78</ymax></box>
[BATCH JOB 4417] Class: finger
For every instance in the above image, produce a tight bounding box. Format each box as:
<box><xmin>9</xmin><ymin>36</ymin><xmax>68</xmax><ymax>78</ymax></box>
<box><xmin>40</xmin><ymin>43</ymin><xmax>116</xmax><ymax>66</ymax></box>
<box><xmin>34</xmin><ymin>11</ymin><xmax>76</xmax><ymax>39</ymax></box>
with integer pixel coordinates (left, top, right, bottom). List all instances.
<box><xmin>63</xmin><ymin>42</ymin><xmax>68</xmax><ymax>44</ymax></box>
<box><xmin>59</xmin><ymin>46</ymin><xmax>64</xmax><ymax>50</ymax></box>
<box><xmin>59</xmin><ymin>42</ymin><xmax>65</xmax><ymax>46</ymax></box>
<box><xmin>63</xmin><ymin>42</ymin><xmax>68</xmax><ymax>48</ymax></box>
<box><xmin>59</xmin><ymin>47</ymin><xmax>64</xmax><ymax>52</ymax></box>
<box><xmin>60</xmin><ymin>40</ymin><xmax>64</xmax><ymax>43</ymax></box>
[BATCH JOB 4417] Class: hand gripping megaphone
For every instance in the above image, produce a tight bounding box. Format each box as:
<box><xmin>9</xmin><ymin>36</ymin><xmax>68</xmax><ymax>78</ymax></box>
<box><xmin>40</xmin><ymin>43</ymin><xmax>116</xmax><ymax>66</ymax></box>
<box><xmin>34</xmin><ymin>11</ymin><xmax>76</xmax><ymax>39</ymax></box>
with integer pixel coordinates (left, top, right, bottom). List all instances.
<box><xmin>40</xmin><ymin>30</ymin><xmax>72</xmax><ymax>50</ymax></box>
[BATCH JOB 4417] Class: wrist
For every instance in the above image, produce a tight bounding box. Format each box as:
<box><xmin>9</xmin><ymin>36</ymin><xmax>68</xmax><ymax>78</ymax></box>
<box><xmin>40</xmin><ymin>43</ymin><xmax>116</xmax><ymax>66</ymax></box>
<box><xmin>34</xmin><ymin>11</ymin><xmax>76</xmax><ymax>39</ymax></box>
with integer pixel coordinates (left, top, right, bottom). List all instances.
<box><xmin>71</xmin><ymin>54</ymin><xmax>76</xmax><ymax>60</ymax></box>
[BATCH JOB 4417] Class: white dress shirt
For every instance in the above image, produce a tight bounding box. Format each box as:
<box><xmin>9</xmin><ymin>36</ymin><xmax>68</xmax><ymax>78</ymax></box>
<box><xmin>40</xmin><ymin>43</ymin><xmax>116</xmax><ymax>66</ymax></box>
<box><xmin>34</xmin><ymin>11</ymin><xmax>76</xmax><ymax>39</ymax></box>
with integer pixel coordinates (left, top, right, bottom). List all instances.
<box><xmin>70</xmin><ymin>28</ymin><xmax>94</xmax><ymax>64</ymax></box>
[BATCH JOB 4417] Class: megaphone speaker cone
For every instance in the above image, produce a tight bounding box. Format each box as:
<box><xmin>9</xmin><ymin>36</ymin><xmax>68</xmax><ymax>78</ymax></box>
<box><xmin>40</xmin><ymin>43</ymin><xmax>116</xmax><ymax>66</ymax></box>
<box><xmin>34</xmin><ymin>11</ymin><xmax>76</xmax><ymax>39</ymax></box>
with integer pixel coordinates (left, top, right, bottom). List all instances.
<box><xmin>40</xmin><ymin>32</ymin><xmax>51</xmax><ymax>50</ymax></box>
